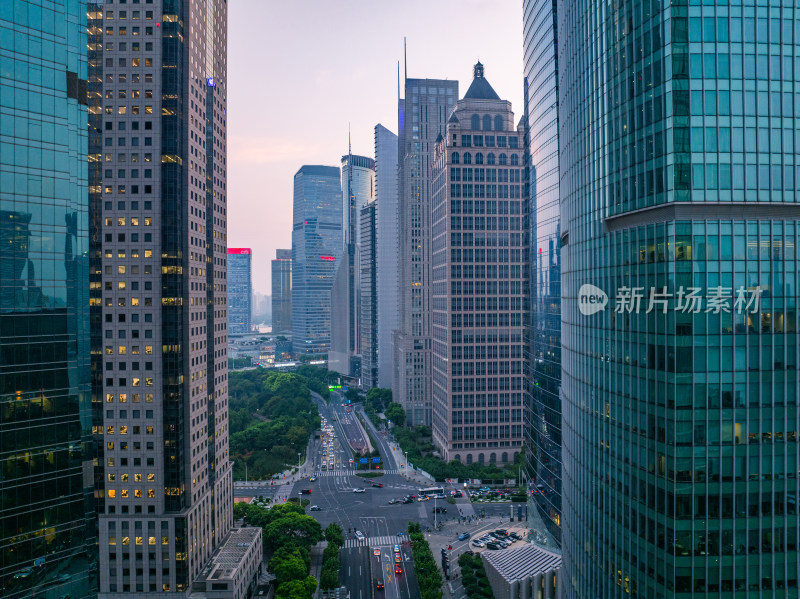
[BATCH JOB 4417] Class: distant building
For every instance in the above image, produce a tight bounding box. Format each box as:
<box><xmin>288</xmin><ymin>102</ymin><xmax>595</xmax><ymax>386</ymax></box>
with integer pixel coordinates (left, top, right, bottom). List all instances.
<box><xmin>271</xmin><ymin>249</ymin><xmax>292</xmax><ymax>333</ymax></box>
<box><xmin>393</xmin><ymin>77</ymin><xmax>459</xmax><ymax>426</ymax></box>
<box><xmin>189</xmin><ymin>527</ymin><xmax>262</xmax><ymax>599</ymax></box>
<box><xmin>480</xmin><ymin>543</ymin><xmax>561</xmax><ymax>599</ymax></box>
<box><xmin>374</xmin><ymin>124</ymin><xmax>399</xmax><ymax>389</ymax></box>
<box><xmin>359</xmin><ymin>202</ymin><xmax>378</xmax><ymax>388</ymax></box>
<box><xmin>329</xmin><ymin>154</ymin><xmax>375</xmax><ymax>376</ymax></box>
<box><xmin>227</xmin><ymin>248</ymin><xmax>253</xmax><ymax>335</ymax></box>
<box><xmin>430</xmin><ymin>62</ymin><xmax>526</xmax><ymax>465</ymax></box>
<box><xmin>291</xmin><ymin>165</ymin><xmax>342</xmax><ymax>355</ymax></box>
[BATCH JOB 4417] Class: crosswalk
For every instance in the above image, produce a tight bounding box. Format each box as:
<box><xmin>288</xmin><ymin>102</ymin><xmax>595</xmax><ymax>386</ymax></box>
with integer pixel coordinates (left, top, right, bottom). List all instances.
<box><xmin>313</xmin><ymin>469</ymin><xmax>403</xmax><ymax>477</ymax></box>
<box><xmin>343</xmin><ymin>535</ymin><xmax>405</xmax><ymax>549</ymax></box>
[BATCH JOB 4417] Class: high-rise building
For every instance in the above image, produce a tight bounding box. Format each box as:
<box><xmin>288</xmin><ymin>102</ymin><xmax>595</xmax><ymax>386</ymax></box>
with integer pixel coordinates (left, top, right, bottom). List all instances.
<box><xmin>271</xmin><ymin>249</ymin><xmax>292</xmax><ymax>333</ymax></box>
<box><xmin>374</xmin><ymin>124</ymin><xmax>399</xmax><ymax>389</ymax></box>
<box><xmin>227</xmin><ymin>248</ymin><xmax>252</xmax><ymax>335</ymax></box>
<box><xmin>329</xmin><ymin>154</ymin><xmax>374</xmax><ymax>377</ymax></box>
<box><xmin>87</xmin><ymin>1</ymin><xmax>239</xmax><ymax>595</ymax></box>
<box><xmin>291</xmin><ymin>165</ymin><xmax>342</xmax><ymax>356</ymax></box>
<box><xmin>522</xmin><ymin>0</ymin><xmax>562</xmax><ymax>551</ymax></box>
<box><xmin>393</xmin><ymin>76</ymin><xmax>458</xmax><ymax>426</ymax></box>
<box><xmin>560</xmin><ymin>4</ymin><xmax>800</xmax><ymax>597</ymax></box>
<box><xmin>359</xmin><ymin>202</ymin><xmax>378</xmax><ymax>388</ymax></box>
<box><xmin>430</xmin><ymin>62</ymin><xmax>526</xmax><ymax>465</ymax></box>
<box><xmin>0</xmin><ymin>3</ymin><xmax>97</xmax><ymax>597</ymax></box>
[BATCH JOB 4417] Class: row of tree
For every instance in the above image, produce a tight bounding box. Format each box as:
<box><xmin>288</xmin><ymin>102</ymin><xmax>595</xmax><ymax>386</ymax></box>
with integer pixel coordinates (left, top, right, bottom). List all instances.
<box><xmin>320</xmin><ymin>522</ymin><xmax>344</xmax><ymax>590</ymax></box>
<box><xmin>408</xmin><ymin>522</ymin><xmax>444</xmax><ymax>599</ymax></box>
<box><xmin>457</xmin><ymin>552</ymin><xmax>493</xmax><ymax>599</ymax></box>
<box><xmin>234</xmin><ymin>501</ymin><xmax>328</xmax><ymax>599</ymax></box>
<box><xmin>228</xmin><ymin>369</ymin><xmax>322</xmax><ymax>480</ymax></box>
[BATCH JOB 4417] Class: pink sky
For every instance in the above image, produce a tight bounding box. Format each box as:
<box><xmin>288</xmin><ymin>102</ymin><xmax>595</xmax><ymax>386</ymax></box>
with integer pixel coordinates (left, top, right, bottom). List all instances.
<box><xmin>228</xmin><ymin>0</ymin><xmax>524</xmax><ymax>294</ymax></box>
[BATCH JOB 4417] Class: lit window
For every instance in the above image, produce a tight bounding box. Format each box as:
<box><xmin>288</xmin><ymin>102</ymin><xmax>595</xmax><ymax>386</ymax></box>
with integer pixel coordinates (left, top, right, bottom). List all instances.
<box><xmin>133</xmin><ymin>378</ymin><xmax>140</xmax><ymax>387</ymax></box>
<box><xmin>108</xmin><ymin>489</ymin><xmax>116</xmax><ymax>498</ymax></box>
<box><xmin>106</xmin><ymin>426</ymin><xmax>114</xmax><ymax>434</ymax></box>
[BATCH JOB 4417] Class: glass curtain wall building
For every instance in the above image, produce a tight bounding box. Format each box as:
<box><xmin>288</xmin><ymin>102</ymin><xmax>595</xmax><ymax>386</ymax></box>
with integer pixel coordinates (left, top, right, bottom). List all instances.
<box><xmin>0</xmin><ymin>3</ymin><xmax>96</xmax><ymax>597</ymax></box>
<box><xmin>522</xmin><ymin>0</ymin><xmax>563</xmax><ymax>551</ymax></box>
<box><xmin>227</xmin><ymin>248</ymin><xmax>252</xmax><ymax>335</ymax></box>
<box><xmin>271</xmin><ymin>249</ymin><xmax>292</xmax><ymax>334</ymax></box>
<box><xmin>291</xmin><ymin>165</ymin><xmax>342</xmax><ymax>356</ymax></box>
<box><xmin>359</xmin><ymin>202</ymin><xmax>378</xmax><ymax>388</ymax></box>
<box><xmin>560</xmin><ymin>2</ymin><xmax>800</xmax><ymax>597</ymax></box>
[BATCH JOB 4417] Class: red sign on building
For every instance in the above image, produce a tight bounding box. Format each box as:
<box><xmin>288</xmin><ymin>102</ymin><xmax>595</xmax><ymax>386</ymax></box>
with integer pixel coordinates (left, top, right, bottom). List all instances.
<box><xmin>227</xmin><ymin>248</ymin><xmax>251</xmax><ymax>255</ymax></box>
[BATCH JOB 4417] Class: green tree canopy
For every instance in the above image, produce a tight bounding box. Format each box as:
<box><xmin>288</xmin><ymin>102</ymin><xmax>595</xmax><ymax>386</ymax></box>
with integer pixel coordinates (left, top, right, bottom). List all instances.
<box><xmin>269</xmin><ymin>547</ymin><xmax>308</xmax><ymax>585</ymax></box>
<box><xmin>323</xmin><ymin>522</ymin><xmax>344</xmax><ymax>546</ymax></box>
<box><xmin>384</xmin><ymin>402</ymin><xmax>406</xmax><ymax>425</ymax></box>
<box><xmin>264</xmin><ymin>513</ymin><xmax>323</xmax><ymax>553</ymax></box>
<box><xmin>274</xmin><ymin>576</ymin><xmax>317</xmax><ymax>599</ymax></box>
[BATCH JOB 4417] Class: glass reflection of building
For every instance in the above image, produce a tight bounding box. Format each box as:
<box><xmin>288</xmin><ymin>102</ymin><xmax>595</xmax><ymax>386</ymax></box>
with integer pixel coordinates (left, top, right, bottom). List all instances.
<box><xmin>0</xmin><ymin>2</ymin><xmax>96</xmax><ymax>597</ymax></box>
<box><xmin>522</xmin><ymin>0</ymin><xmax>562</xmax><ymax>552</ymax></box>
<box><xmin>292</xmin><ymin>165</ymin><xmax>343</xmax><ymax>355</ymax></box>
<box><xmin>560</xmin><ymin>3</ymin><xmax>800</xmax><ymax>598</ymax></box>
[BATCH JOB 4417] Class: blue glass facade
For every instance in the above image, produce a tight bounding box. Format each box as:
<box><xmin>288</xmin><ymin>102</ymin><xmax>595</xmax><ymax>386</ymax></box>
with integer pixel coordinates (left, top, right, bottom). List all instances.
<box><xmin>0</xmin><ymin>1</ymin><xmax>96</xmax><ymax>597</ymax></box>
<box><xmin>523</xmin><ymin>0</ymin><xmax>562</xmax><ymax>551</ymax></box>
<box><xmin>292</xmin><ymin>165</ymin><xmax>342</xmax><ymax>355</ymax></box>
<box><xmin>227</xmin><ymin>249</ymin><xmax>252</xmax><ymax>335</ymax></box>
<box><xmin>560</xmin><ymin>2</ymin><xmax>800</xmax><ymax>597</ymax></box>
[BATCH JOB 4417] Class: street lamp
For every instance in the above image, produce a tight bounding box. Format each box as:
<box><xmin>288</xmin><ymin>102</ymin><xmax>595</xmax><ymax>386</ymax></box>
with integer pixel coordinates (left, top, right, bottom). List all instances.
<box><xmin>404</xmin><ymin>451</ymin><xmax>408</xmax><ymax>477</ymax></box>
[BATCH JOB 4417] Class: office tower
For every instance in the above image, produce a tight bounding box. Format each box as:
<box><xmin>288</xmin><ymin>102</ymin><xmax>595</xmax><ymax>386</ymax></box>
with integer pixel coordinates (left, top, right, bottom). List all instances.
<box><xmin>522</xmin><ymin>0</ymin><xmax>562</xmax><ymax>550</ymax></box>
<box><xmin>359</xmin><ymin>203</ymin><xmax>378</xmax><ymax>388</ymax></box>
<box><xmin>271</xmin><ymin>249</ymin><xmax>292</xmax><ymax>333</ymax></box>
<box><xmin>291</xmin><ymin>165</ymin><xmax>342</xmax><ymax>356</ymax></box>
<box><xmin>0</xmin><ymin>3</ymin><xmax>96</xmax><ymax>597</ymax></box>
<box><xmin>394</xmin><ymin>76</ymin><xmax>458</xmax><ymax>426</ymax></box>
<box><xmin>329</xmin><ymin>153</ymin><xmax>374</xmax><ymax>377</ymax></box>
<box><xmin>560</xmin><ymin>4</ymin><xmax>800</xmax><ymax>598</ymax></box>
<box><xmin>374</xmin><ymin>124</ymin><xmax>399</xmax><ymax>389</ymax></box>
<box><xmin>227</xmin><ymin>248</ymin><xmax>252</xmax><ymax>335</ymax></box>
<box><xmin>430</xmin><ymin>62</ymin><xmax>526</xmax><ymax>465</ymax></box>
<box><xmin>87</xmin><ymin>1</ymin><xmax>239</xmax><ymax>595</ymax></box>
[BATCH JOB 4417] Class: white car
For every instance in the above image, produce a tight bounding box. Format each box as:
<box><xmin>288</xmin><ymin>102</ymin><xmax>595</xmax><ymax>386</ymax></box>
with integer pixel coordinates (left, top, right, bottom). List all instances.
<box><xmin>472</xmin><ymin>540</ymin><xmax>485</xmax><ymax>548</ymax></box>
<box><xmin>353</xmin><ymin>488</ymin><xmax>366</xmax><ymax>493</ymax></box>
<box><xmin>355</xmin><ymin>530</ymin><xmax>366</xmax><ymax>541</ymax></box>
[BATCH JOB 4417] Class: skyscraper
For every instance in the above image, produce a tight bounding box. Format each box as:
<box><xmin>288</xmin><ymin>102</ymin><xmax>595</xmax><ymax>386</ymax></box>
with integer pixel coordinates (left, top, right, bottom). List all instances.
<box><xmin>522</xmin><ymin>0</ymin><xmax>562</xmax><ymax>550</ymax></box>
<box><xmin>374</xmin><ymin>124</ymin><xmax>399</xmax><ymax>389</ymax></box>
<box><xmin>227</xmin><ymin>248</ymin><xmax>252</xmax><ymax>335</ymax></box>
<box><xmin>292</xmin><ymin>165</ymin><xmax>342</xmax><ymax>356</ymax></box>
<box><xmin>394</xmin><ymin>76</ymin><xmax>458</xmax><ymax>426</ymax></box>
<box><xmin>0</xmin><ymin>3</ymin><xmax>96</xmax><ymax>597</ymax></box>
<box><xmin>329</xmin><ymin>153</ymin><xmax>374</xmax><ymax>377</ymax></box>
<box><xmin>560</xmin><ymin>4</ymin><xmax>800</xmax><ymax>597</ymax></box>
<box><xmin>87</xmin><ymin>1</ymin><xmax>239</xmax><ymax>595</ymax></box>
<box><xmin>271</xmin><ymin>249</ymin><xmax>292</xmax><ymax>333</ymax></box>
<box><xmin>359</xmin><ymin>202</ymin><xmax>378</xmax><ymax>388</ymax></box>
<box><xmin>430</xmin><ymin>62</ymin><xmax>526</xmax><ymax>465</ymax></box>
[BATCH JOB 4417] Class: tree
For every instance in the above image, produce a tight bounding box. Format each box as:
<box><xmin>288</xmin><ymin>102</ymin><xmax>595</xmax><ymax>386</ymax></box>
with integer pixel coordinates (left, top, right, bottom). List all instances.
<box><xmin>324</xmin><ymin>522</ymin><xmax>344</xmax><ymax>546</ymax></box>
<box><xmin>384</xmin><ymin>402</ymin><xmax>406</xmax><ymax>425</ymax></box>
<box><xmin>344</xmin><ymin>387</ymin><xmax>360</xmax><ymax>403</ymax></box>
<box><xmin>269</xmin><ymin>547</ymin><xmax>308</xmax><ymax>585</ymax></box>
<box><xmin>264</xmin><ymin>513</ymin><xmax>323</xmax><ymax>553</ymax></box>
<box><xmin>320</xmin><ymin>561</ymin><xmax>339</xmax><ymax>590</ymax></box>
<box><xmin>233</xmin><ymin>501</ymin><xmax>249</xmax><ymax>521</ymax></box>
<box><xmin>275</xmin><ymin>576</ymin><xmax>317</xmax><ymax>599</ymax></box>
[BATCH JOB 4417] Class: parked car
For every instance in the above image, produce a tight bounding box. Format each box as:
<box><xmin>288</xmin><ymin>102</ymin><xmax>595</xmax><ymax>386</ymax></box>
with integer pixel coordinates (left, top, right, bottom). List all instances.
<box><xmin>458</xmin><ymin>532</ymin><xmax>470</xmax><ymax>541</ymax></box>
<box><xmin>471</xmin><ymin>540</ymin><xmax>485</xmax><ymax>548</ymax></box>
<box><xmin>510</xmin><ymin>532</ymin><xmax>523</xmax><ymax>541</ymax></box>
<box><xmin>495</xmin><ymin>529</ymin><xmax>509</xmax><ymax>536</ymax></box>
<box><xmin>486</xmin><ymin>543</ymin><xmax>501</xmax><ymax>550</ymax></box>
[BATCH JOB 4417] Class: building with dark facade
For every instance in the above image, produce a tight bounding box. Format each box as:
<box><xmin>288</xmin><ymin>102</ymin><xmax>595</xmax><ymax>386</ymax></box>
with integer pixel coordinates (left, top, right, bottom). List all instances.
<box><xmin>522</xmin><ymin>0</ymin><xmax>562</xmax><ymax>551</ymax></box>
<box><xmin>87</xmin><ymin>0</ymin><xmax>237</xmax><ymax>595</ymax></box>
<box><xmin>227</xmin><ymin>248</ymin><xmax>252</xmax><ymax>335</ymax></box>
<box><xmin>291</xmin><ymin>165</ymin><xmax>342</xmax><ymax>356</ymax></box>
<box><xmin>430</xmin><ymin>63</ymin><xmax>526</xmax><ymax>465</ymax></box>
<box><xmin>394</xmin><ymin>76</ymin><xmax>458</xmax><ymax>426</ymax></box>
<box><xmin>271</xmin><ymin>249</ymin><xmax>292</xmax><ymax>334</ymax></box>
<box><xmin>374</xmin><ymin>124</ymin><xmax>399</xmax><ymax>389</ymax></box>
<box><xmin>559</xmin><ymin>3</ymin><xmax>800</xmax><ymax>597</ymax></box>
<box><xmin>359</xmin><ymin>202</ymin><xmax>378</xmax><ymax>388</ymax></box>
<box><xmin>0</xmin><ymin>3</ymin><xmax>97</xmax><ymax>597</ymax></box>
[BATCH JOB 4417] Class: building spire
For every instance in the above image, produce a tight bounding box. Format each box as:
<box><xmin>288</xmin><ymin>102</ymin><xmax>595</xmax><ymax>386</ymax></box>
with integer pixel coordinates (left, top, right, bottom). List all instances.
<box><xmin>474</xmin><ymin>61</ymin><xmax>485</xmax><ymax>78</ymax></box>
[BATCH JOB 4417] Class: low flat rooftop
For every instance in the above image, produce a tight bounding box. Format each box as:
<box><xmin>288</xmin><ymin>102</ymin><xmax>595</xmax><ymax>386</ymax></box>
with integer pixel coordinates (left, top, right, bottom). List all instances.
<box><xmin>481</xmin><ymin>543</ymin><xmax>561</xmax><ymax>582</ymax></box>
<box><xmin>195</xmin><ymin>527</ymin><xmax>262</xmax><ymax>583</ymax></box>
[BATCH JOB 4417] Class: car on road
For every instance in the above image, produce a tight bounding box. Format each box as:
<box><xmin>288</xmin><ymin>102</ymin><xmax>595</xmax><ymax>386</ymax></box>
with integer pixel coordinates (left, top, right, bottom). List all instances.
<box><xmin>432</xmin><ymin>507</ymin><xmax>447</xmax><ymax>513</ymax></box>
<box><xmin>309</xmin><ymin>505</ymin><xmax>321</xmax><ymax>511</ymax></box>
<box><xmin>388</xmin><ymin>498</ymin><xmax>400</xmax><ymax>505</ymax></box>
<box><xmin>376</xmin><ymin>578</ymin><xmax>384</xmax><ymax>590</ymax></box>
<box><xmin>417</xmin><ymin>496</ymin><xmax>429</xmax><ymax>502</ymax></box>
<box><xmin>402</xmin><ymin>497</ymin><xmax>414</xmax><ymax>504</ymax></box>
<box><xmin>353</xmin><ymin>488</ymin><xmax>366</xmax><ymax>493</ymax></box>
<box><xmin>355</xmin><ymin>531</ymin><xmax>366</xmax><ymax>541</ymax></box>
<box><xmin>372</xmin><ymin>482</ymin><xmax>383</xmax><ymax>488</ymax></box>
<box><xmin>299</xmin><ymin>489</ymin><xmax>311</xmax><ymax>495</ymax></box>
<box><xmin>453</xmin><ymin>491</ymin><xmax>463</xmax><ymax>497</ymax></box>
<box><xmin>458</xmin><ymin>532</ymin><xmax>470</xmax><ymax>541</ymax></box>
<box><xmin>394</xmin><ymin>565</ymin><xmax>403</xmax><ymax>575</ymax></box>
<box><xmin>373</xmin><ymin>548</ymin><xmax>381</xmax><ymax>557</ymax></box>
<box><xmin>13</xmin><ymin>567</ymin><xmax>34</xmax><ymax>580</ymax></box>
<box><xmin>393</xmin><ymin>544</ymin><xmax>400</xmax><ymax>553</ymax></box>
<box><xmin>394</xmin><ymin>554</ymin><xmax>402</xmax><ymax>563</ymax></box>
<box><xmin>471</xmin><ymin>540</ymin><xmax>485</xmax><ymax>548</ymax></box>
<box><xmin>309</xmin><ymin>476</ymin><xmax>317</xmax><ymax>482</ymax></box>
<box><xmin>486</xmin><ymin>542</ymin><xmax>501</xmax><ymax>550</ymax></box>
<box><xmin>349</xmin><ymin>458</ymin><xmax>354</xmax><ymax>464</ymax></box>
<box><xmin>332</xmin><ymin>417</ymin><xmax>336</xmax><ymax>421</ymax></box>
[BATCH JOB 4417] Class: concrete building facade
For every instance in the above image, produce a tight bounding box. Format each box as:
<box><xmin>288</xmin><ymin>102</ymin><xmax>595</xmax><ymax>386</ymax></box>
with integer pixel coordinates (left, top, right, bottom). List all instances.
<box><xmin>374</xmin><ymin>124</ymin><xmax>399</xmax><ymax>389</ymax></box>
<box><xmin>227</xmin><ymin>248</ymin><xmax>252</xmax><ymax>335</ymax></box>
<box><xmin>271</xmin><ymin>249</ymin><xmax>292</xmax><ymax>334</ymax></box>
<box><xmin>87</xmin><ymin>0</ymin><xmax>235</xmax><ymax>595</ymax></box>
<box><xmin>393</xmin><ymin>77</ymin><xmax>458</xmax><ymax>426</ymax></box>
<box><xmin>430</xmin><ymin>63</ymin><xmax>526</xmax><ymax>464</ymax></box>
<box><xmin>291</xmin><ymin>165</ymin><xmax>342</xmax><ymax>356</ymax></box>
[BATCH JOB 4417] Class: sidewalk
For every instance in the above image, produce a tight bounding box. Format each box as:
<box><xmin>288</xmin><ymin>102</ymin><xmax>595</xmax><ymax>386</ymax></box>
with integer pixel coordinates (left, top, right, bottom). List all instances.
<box><xmin>310</xmin><ymin>541</ymin><xmax>327</xmax><ymax>597</ymax></box>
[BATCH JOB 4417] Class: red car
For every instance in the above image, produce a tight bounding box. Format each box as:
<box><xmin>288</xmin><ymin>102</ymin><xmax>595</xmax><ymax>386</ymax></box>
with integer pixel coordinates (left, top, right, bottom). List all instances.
<box><xmin>395</xmin><ymin>566</ymin><xmax>403</xmax><ymax>575</ymax></box>
<box><xmin>376</xmin><ymin>578</ymin><xmax>384</xmax><ymax>590</ymax></box>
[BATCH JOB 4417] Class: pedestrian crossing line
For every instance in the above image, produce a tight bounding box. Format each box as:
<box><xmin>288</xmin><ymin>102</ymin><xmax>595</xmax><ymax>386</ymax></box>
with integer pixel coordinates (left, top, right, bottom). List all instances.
<box><xmin>343</xmin><ymin>535</ymin><xmax>404</xmax><ymax>549</ymax></box>
<box><xmin>313</xmin><ymin>469</ymin><xmax>402</xmax><ymax>477</ymax></box>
